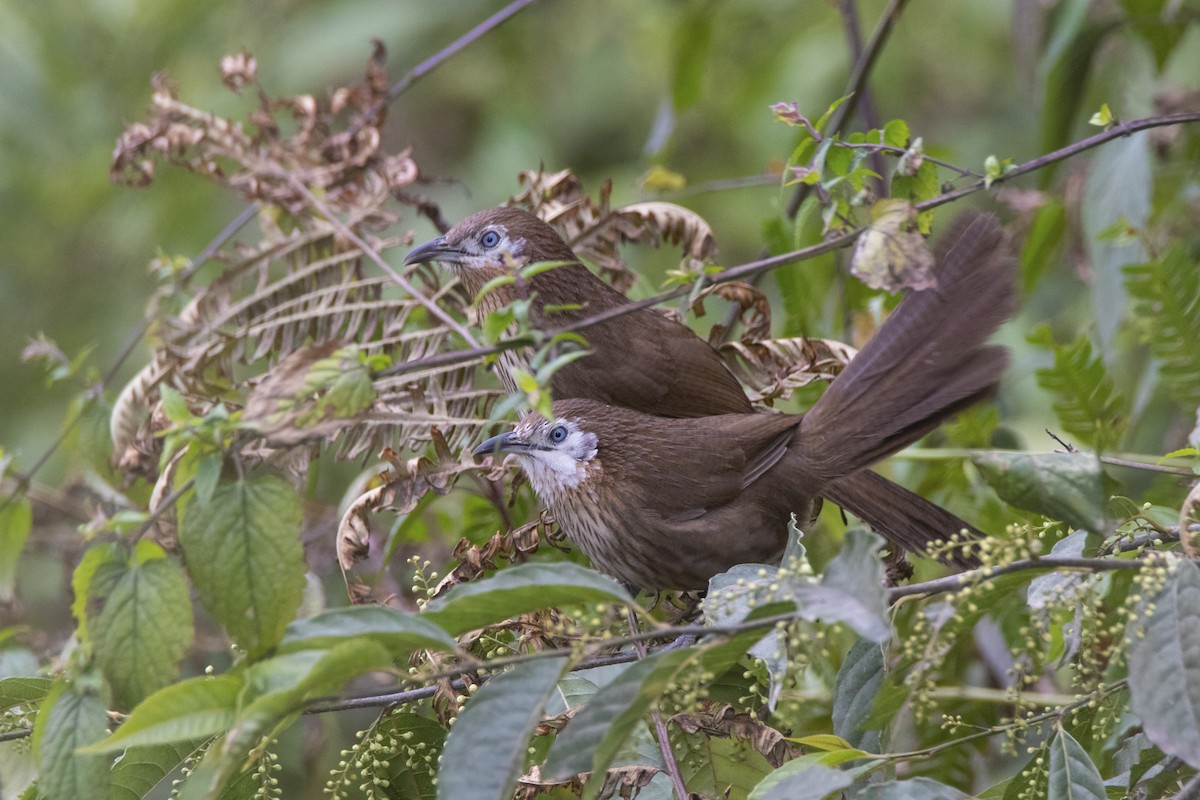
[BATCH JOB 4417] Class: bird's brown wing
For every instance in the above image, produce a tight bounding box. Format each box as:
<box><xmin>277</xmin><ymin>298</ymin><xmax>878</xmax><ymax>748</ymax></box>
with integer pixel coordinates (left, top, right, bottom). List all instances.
<box><xmin>586</xmin><ymin>405</ymin><xmax>801</xmax><ymax>521</ymax></box>
<box><xmin>540</xmin><ymin>275</ymin><xmax>754</xmax><ymax>417</ymax></box>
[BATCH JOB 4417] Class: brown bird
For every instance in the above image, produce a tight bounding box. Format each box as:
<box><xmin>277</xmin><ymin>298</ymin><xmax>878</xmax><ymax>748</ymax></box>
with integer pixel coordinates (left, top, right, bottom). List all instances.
<box><xmin>471</xmin><ymin>212</ymin><xmax>1015</xmax><ymax>590</ymax></box>
<box><xmin>404</xmin><ymin>207</ymin><xmax>752</xmax><ymax>417</ymax></box>
<box><xmin>408</xmin><ymin>208</ymin><xmax>1012</xmax><ymax>570</ymax></box>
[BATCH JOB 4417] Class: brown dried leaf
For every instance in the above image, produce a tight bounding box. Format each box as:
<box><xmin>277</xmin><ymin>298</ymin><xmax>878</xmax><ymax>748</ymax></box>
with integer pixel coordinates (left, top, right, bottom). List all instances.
<box><xmin>692</xmin><ymin>281</ymin><xmax>772</xmax><ymax>344</ymax></box>
<box><xmin>619</xmin><ymin>200</ymin><xmax>717</xmax><ymax>264</ymax></box>
<box><xmin>509</xmin><ymin>168</ymin><xmax>639</xmax><ymax>291</ymax></box>
<box><xmin>429</xmin><ymin>510</ymin><xmax>565</xmax><ymax>598</ymax></box>
<box><xmin>111</xmin><ymin>48</ymin><xmax>412</xmax><ymax>217</ymax></box>
<box><xmin>850</xmin><ymin>198</ymin><xmax>937</xmax><ymax>292</ymax></box>
<box><xmin>509</xmin><ymin>170</ymin><xmax>721</xmax><ymax>294</ymax></box>
<box><xmin>672</xmin><ymin>702</ymin><xmax>800</xmax><ymax>768</ymax></box>
<box><xmin>336</xmin><ymin>438</ymin><xmax>486</xmax><ymax>574</ymax></box>
<box><xmin>719</xmin><ymin>336</ymin><xmax>856</xmax><ymax>404</ymax></box>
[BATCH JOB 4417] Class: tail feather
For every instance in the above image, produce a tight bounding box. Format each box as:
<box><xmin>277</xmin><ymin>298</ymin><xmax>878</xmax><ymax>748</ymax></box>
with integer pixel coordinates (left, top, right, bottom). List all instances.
<box><xmin>799</xmin><ymin>212</ymin><xmax>1016</xmax><ymax>478</ymax></box>
<box><xmin>823</xmin><ymin>470</ymin><xmax>980</xmax><ymax>569</ymax></box>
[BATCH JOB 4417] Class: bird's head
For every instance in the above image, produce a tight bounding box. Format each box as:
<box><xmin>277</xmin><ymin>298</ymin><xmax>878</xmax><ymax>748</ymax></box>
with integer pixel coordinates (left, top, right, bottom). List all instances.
<box><xmin>473</xmin><ymin>412</ymin><xmax>599</xmax><ymax>494</ymax></box>
<box><xmin>403</xmin><ymin>207</ymin><xmax>576</xmax><ymax>276</ymax></box>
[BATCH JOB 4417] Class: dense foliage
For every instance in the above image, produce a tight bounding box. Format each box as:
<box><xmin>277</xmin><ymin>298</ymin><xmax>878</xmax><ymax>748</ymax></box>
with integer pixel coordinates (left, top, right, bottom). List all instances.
<box><xmin>2</xmin><ymin>2</ymin><xmax>1200</xmax><ymax>799</ymax></box>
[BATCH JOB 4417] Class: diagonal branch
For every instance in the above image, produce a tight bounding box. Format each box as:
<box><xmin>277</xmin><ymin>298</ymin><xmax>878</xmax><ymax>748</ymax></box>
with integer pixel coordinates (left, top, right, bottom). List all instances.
<box><xmin>376</xmin><ymin>111</ymin><xmax>1200</xmax><ymax>383</ymax></box>
<box><xmin>787</xmin><ymin>0</ymin><xmax>912</xmax><ymax>218</ymax></box>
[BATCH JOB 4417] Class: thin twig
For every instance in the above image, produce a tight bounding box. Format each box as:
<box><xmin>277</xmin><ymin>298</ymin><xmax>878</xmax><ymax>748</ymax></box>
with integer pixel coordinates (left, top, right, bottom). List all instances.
<box><xmin>388</xmin><ymin>0</ymin><xmax>539</xmax><ymax>101</ymax></box>
<box><xmin>787</xmin><ymin>0</ymin><xmax>912</xmax><ymax>218</ymax></box>
<box><xmin>886</xmin><ymin>679</ymin><xmax>1127</xmax><ymax>762</ymax></box>
<box><xmin>836</xmin><ymin>0</ymin><xmax>888</xmax><ymax>193</ymax></box>
<box><xmin>887</xmin><ymin>555</ymin><xmax>1150</xmax><ymax>601</ymax></box>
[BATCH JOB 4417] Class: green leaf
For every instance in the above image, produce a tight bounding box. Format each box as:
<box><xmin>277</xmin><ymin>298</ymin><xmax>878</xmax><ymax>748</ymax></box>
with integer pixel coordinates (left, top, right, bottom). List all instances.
<box><xmin>680</xmin><ymin>732</ymin><xmax>775</xmax><ymax>799</ymax></box>
<box><xmin>1126</xmin><ymin>245</ymin><xmax>1200</xmax><ymax>407</ymax></box>
<box><xmin>437</xmin><ymin>654</ymin><xmax>570</xmax><ymax>800</ymax></box>
<box><xmin>481</xmin><ymin>306</ymin><xmax>516</xmax><ymax>344</ymax></box>
<box><xmin>280</xmin><ymin>605</ymin><xmax>457</xmax><ymax>655</ymax></box>
<box><xmin>804</xmin><ymin>528</ymin><xmax>890</xmax><ymax>642</ymax></box>
<box><xmin>91</xmin><ymin>542</ymin><xmax>194</xmax><ymax>709</ymax></box>
<box><xmin>882</xmin><ymin>119</ymin><xmax>909</xmax><ymax>148</ymax></box>
<box><xmin>1027</xmin><ymin>531</ymin><xmax>1090</xmax><ymax>610</ymax></box>
<box><xmin>854</xmin><ymin>776</ymin><xmax>972</xmax><ymax>799</ymax></box>
<box><xmin>542</xmin><ymin>648</ymin><xmax>691</xmax><ymax>797</ymax></box>
<box><xmin>1082</xmin><ymin>132</ymin><xmax>1151</xmax><ymax>351</ymax></box>
<box><xmin>1029</xmin><ymin>326</ymin><xmax>1127</xmax><ymax>452</ymax></box>
<box><xmin>422</xmin><ymin>563</ymin><xmax>632</xmax><ymax>636</ymax></box>
<box><xmin>239</xmin><ymin>641</ymin><xmax>392</xmax><ymax>720</ymax></box>
<box><xmin>71</xmin><ymin>541</ymin><xmax>125</xmax><ymax>647</ymax></box>
<box><xmin>180</xmin><ymin>475</ymin><xmax>306</xmax><ymax>658</ymax></box>
<box><xmin>973</xmin><ymin>451</ymin><xmax>1107</xmax><ymax>535</ymax></box>
<box><xmin>748</xmin><ymin>759</ymin><xmax>855</xmax><ymax>800</ymax></box>
<box><xmin>1037</xmin><ymin>14</ymin><xmax>1112</xmax><ymax>184</ymax></box>
<box><xmin>0</xmin><ymin>676</ymin><xmax>53</xmax><ymax>712</ymax></box>
<box><xmin>1018</xmin><ymin>199</ymin><xmax>1066</xmax><ymax>292</ymax></box>
<box><xmin>832</xmin><ymin>638</ymin><xmax>885</xmax><ymax>752</ymax></box>
<box><xmin>1047</xmin><ymin>727</ymin><xmax>1106</xmax><ymax>800</ymax></box>
<box><xmin>0</xmin><ymin>736</ymin><xmax>37</xmax><ymax>798</ymax></box>
<box><xmin>1088</xmin><ymin>102</ymin><xmax>1115</xmax><ymax>128</ymax></box>
<box><xmin>1127</xmin><ymin>558</ymin><xmax>1200</xmax><ymax>766</ymax></box>
<box><xmin>159</xmin><ymin>384</ymin><xmax>192</xmax><ymax>425</ymax></box>
<box><xmin>0</xmin><ymin>496</ymin><xmax>31</xmax><ymax>600</ymax></box>
<box><xmin>32</xmin><ymin>681</ymin><xmax>111</xmax><ymax>800</ymax></box>
<box><xmin>84</xmin><ymin>674</ymin><xmax>241</xmax><ymax>753</ymax></box>
<box><xmin>109</xmin><ymin>741</ymin><xmax>198</xmax><ymax>800</ymax></box>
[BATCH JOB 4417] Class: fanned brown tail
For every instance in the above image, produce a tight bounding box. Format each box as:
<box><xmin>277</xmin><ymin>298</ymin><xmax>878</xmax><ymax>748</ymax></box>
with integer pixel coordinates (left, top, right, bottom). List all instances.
<box><xmin>797</xmin><ymin>212</ymin><xmax>1016</xmax><ymax>479</ymax></box>
<box><xmin>823</xmin><ymin>470</ymin><xmax>980</xmax><ymax>569</ymax></box>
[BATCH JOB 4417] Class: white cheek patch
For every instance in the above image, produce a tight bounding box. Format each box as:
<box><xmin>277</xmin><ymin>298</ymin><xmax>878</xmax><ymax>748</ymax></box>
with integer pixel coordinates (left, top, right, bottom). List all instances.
<box><xmin>521</xmin><ymin>450</ymin><xmax>588</xmax><ymax>491</ymax></box>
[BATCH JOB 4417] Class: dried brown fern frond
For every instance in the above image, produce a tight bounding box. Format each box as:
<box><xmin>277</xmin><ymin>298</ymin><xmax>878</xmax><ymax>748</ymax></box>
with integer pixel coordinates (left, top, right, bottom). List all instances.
<box><xmin>719</xmin><ymin>336</ymin><xmax>856</xmax><ymax>405</ymax></box>
<box><xmin>337</xmin><ymin>435</ymin><xmax>494</xmax><ymax>600</ymax></box>
<box><xmin>508</xmin><ymin>168</ymin><xmax>720</xmax><ymax>292</ymax></box>
<box><xmin>692</xmin><ymin>280</ymin><xmax>772</xmax><ymax>345</ymax></box>
<box><xmin>112</xmin><ymin>43</ymin><xmax>407</xmax><ymax>221</ymax></box>
<box><xmin>109</xmin><ymin>48</ymin><xmax>497</xmax><ymax>489</ymax></box>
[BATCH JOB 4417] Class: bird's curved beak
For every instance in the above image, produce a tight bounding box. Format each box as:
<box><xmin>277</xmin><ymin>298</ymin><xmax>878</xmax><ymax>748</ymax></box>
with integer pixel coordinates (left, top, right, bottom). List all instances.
<box><xmin>473</xmin><ymin>430</ymin><xmax>534</xmax><ymax>458</ymax></box>
<box><xmin>403</xmin><ymin>235</ymin><xmax>463</xmax><ymax>266</ymax></box>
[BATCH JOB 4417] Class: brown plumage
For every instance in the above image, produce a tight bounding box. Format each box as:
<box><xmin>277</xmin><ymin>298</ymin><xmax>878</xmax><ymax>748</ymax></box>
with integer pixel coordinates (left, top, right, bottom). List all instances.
<box><xmin>409</xmin><ymin>208</ymin><xmax>1015</xmax><ymax>582</ymax></box>
<box><xmin>404</xmin><ymin>207</ymin><xmax>754</xmax><ymax>417</ymax></box>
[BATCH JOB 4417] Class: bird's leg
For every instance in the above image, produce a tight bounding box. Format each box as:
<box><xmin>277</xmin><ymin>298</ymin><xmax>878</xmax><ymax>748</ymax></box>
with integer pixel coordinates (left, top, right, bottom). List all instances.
<box><xmin>626</xmin><ymin>606</ymin><xmax>690</xmax><ymax>799</ymax></box>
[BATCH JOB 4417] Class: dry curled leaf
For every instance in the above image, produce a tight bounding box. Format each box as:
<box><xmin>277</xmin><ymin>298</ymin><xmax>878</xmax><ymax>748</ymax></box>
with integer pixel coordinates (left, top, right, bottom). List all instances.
<box><xmin>510</xmin><ymin>167</ymin><xmax>639</xmax><ymax>291</ymax></box>
<box><xmin>112</xmin><ymin>46</ymin><xmax>410</xmax><ymax>218</ymax></box>
<box><xmin>692</xmin><ymin>280</ymin><xmax>772</xmax><ymax>344</ymax></box>
<box><xmin>672</xmin><ymin>702</ymin><xmax>800</xmax><ymax>768</ymax></box>
<box><xmin>719</xmin><ymin>336</ymin><xmax>856</xmax><ymax>404</ymax></box>
<box><xmin>337</xmin><ymin>434</ymin><xmax>487</xmax><ymax>576</ymax></box>
<box><xmin>850</xmin><ymin>198</ymin><xmax>937</xmax><ymax>292</ymax></box>
<box><xmin>619</xmin><ymin>200</ymin><xmax>717</xmax><ymax>266</ymax></box>
<box><xmin>509</xmin><ymin>168</ymin><xmax>719</xmax><ymax>292</ymax></box>
<box><xmin>430</xmin><ymin>510</ymin><xmax>565</xmax><ymax>598</ymax></box>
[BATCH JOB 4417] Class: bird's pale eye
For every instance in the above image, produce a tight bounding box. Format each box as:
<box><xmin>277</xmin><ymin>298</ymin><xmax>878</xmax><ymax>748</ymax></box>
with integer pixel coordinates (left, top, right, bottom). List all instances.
<box><xmin>548</xmin><ymin>424</ymin><xmax>568</xmax><ymax>443</ymax></box>
<box><xmin>480</xmin><ymin>230</ymin><xmax>501</xmax><ymax>248</ymax></box>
